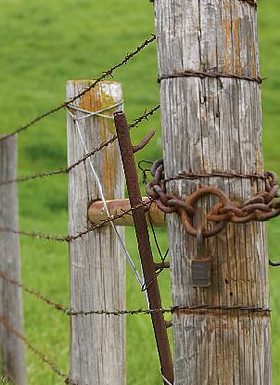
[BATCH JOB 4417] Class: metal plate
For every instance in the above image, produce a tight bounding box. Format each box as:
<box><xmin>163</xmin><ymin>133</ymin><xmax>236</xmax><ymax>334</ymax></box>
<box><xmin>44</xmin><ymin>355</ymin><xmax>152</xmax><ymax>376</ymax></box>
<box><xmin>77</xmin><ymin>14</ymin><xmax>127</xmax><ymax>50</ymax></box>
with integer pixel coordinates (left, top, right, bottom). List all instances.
<box><xmin>191</xmin><ymin>259</ymin><xmax>211</xmax><ymax>287</ymax></box>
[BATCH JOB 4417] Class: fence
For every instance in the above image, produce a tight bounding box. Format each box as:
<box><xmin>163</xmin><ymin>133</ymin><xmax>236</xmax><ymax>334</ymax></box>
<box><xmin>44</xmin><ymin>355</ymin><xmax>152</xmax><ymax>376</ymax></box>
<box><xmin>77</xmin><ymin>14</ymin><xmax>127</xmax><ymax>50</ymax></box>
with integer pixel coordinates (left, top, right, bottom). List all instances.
<box><xmin>1</xmin><ymin>2</ymin><xmax>280</xmax><ymax>385</ymax></box>
<box><xmin>0</xmin><ymin>34</ymin><xmax>173</xmax><ymax>385</ymax></box>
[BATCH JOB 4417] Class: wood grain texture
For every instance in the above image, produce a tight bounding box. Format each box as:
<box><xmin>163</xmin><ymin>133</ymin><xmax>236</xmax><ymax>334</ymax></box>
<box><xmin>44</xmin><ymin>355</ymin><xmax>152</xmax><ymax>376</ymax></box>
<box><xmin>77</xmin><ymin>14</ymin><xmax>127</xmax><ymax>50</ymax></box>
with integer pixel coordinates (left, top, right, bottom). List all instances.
<box><xmin>154</xmin><ymin>0</ymin><xmax>272</xmax><ymax>384</ymax></box>
<box><xmin>67</xmin><ymin>81</ymin><xmax>125</xmax><ymax>385</ymax></box>
<box><xmin>0</xmin><ymin>136</ymin><xmax>26</xmax><ymax>385</ymax></box>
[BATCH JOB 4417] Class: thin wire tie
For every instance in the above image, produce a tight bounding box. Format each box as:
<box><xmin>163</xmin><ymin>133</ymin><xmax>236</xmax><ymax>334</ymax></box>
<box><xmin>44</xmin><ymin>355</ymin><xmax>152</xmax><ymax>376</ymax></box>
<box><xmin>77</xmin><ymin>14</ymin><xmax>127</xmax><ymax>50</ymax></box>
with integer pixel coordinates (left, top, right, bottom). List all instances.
<box><xmin>67</xmin><ymin>100</ymin><xmax>124</xmax><ymax>121</ymax></box>
<box><xmin>162</xmin><ymin>373</ymin><xmax>173</xmax><ymax>385</ymax></box>
<box><xmin>69</xmin><ymin>109</ymin><xmax>144</xmax><ymax>289</ymax></box>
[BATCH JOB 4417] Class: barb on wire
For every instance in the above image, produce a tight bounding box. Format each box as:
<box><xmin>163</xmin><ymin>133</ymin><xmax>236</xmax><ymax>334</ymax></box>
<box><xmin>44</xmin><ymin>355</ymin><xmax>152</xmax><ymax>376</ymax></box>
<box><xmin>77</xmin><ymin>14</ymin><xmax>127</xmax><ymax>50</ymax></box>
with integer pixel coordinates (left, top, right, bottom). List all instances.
<box><xmin>0</xmin><ymin>315</ymin><xmax>67</xmax><ymax>379</ymax></box>
<box><xmin>0</xmin><ymin>34</ymin><xmax>156</xmax><ymax>142</ymax></box>
<box><xmin>0</xmin><ymin>271</ymin><xmax>68</xmax><ymax>313</ymax></box>
<box><xmin>66</xmin><ymin>104</ymin><xmax>160</xmax><ymax>173</ymax></box>
<box><xmin>0</xmin><ymin>226</ymin><xmax>68</xmax><ymax>242</ymax></box>
<box><xmin>0</xmin><ymin>104</ymin><xmax>160</xmax><ymax>187</ymax></box>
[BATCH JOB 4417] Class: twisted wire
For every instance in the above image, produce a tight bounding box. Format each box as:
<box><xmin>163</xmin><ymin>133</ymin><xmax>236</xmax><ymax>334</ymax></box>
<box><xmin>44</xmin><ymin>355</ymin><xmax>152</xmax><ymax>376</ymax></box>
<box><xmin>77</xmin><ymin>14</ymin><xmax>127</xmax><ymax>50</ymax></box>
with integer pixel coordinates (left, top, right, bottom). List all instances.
<box><xmin>0</xmin><ymin>271</ymin><xmax>68</xmax><ymax>313</ymax></box>
<box><xmin>0</xmin><ymin>34</ymin><xmax>156</xmax><ymax>143</ymax></box>
<box><xmin>0</xmin><ymin>199</ymin><xmax>153</xmax><ymax>242</ymax></box>
<box><xmin>0</xmin><ymin>315</ymin><xmax>67</xmax><ymax>379</ymax></box>
<box><xmin>0</xmin><ymin>104</ymin><xmax>160</xmax><ymax>186</ymax></box>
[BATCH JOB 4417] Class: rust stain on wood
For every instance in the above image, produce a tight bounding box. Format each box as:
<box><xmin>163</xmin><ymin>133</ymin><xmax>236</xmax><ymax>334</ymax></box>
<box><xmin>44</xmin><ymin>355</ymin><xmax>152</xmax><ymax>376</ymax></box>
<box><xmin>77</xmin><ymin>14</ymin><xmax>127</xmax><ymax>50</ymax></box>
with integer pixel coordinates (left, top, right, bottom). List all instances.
<box><xmin>233</xmin><ymin>18</ymin><xmax>241</xmax><ymax>74</ymax></box>
<box><xmin>223</xmin><ymin>17</ymin><xmax>233</xmax><ymax>72</ymax></box>
<box><xmin>79</xmin><ymin>82</ymin><xmax>119</xmax><ymax>200</ymax></box>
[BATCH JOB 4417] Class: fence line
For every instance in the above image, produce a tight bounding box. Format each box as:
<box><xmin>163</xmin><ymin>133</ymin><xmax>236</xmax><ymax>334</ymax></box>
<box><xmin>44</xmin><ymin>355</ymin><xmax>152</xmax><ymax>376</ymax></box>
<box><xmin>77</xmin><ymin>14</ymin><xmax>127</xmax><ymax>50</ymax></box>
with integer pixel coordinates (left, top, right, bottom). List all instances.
<box><xmin>0</xmin><ymin>34</ymin><xmax>156</xmax><ymax>143</ymax></box>
<box><xmin>0</xmin><ymin>104</ymin><xmax>160</xmax><ymax>187</ymax></box>
<box><xmin>0</xmin><ymin>271</ymin><xmax>68</xmax><ymax>313</ymax></box>
<box><xmin>1</xmin><ymin>258</ymin><xmax>270</xmax><ymax>318</ymax></box>
<box><xmin>0</xmin><ymin>315</ymin><xmax>67</xmax><ymax>380</ymax></box>
<box><xmin>0</xmin><ymin>199</ymin><xmax>153</xmax><ymax>242</ymax></box>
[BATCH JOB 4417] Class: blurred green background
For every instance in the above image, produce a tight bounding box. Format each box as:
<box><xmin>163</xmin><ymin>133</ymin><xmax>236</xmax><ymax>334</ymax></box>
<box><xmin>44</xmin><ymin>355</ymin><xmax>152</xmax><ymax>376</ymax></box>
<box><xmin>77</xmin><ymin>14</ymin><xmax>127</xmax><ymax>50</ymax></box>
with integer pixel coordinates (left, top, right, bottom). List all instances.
<box><xmin>0</xmin><ymin>0</ymin><xmax>279</xmax><ymax>384</ymax></box>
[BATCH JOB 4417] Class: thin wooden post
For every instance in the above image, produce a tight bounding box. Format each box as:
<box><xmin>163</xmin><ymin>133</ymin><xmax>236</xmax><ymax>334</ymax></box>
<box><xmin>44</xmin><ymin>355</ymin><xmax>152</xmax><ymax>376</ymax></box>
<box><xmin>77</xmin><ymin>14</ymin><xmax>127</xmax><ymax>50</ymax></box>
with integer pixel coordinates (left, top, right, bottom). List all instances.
<box><xmin>0</xmin><ymin>136</ymin><xmax>26</xmax><ymax>385</ymax></box>
<box><xmin>67</xmin><ymin>81</ymin><xmax>125</xmax><ymax>385</ymax></box>
<box><xmin>154</xmin><ymin>2</ymin><xmax>271</xmax><ymax>385</ymax></box>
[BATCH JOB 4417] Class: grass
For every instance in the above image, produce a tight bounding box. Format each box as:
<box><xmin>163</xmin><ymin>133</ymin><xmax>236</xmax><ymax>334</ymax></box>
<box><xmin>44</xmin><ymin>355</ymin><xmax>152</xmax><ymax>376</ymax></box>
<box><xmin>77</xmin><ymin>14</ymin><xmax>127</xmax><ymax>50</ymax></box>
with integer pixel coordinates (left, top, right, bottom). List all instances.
<box><xmin>0</xmin><ymin>0</ymin><xmax>279</xmax><ymax>384</ymax></box>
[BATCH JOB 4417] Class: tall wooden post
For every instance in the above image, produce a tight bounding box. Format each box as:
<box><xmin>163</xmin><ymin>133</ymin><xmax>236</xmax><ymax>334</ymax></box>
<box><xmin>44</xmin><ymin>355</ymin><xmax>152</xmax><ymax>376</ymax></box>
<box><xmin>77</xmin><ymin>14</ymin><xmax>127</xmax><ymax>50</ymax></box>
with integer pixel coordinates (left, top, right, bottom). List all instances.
<box><xmin>67</xmin><ymin>81</ymin><xmax>125</xmax><ymax>385</ymax></box>
<box><xmin>0</xmin><ymin>136</ymin><xmax>27</xmax><ymax>385</ymax></box>
<box><xmin>154</xmin><ymin>1</ymin><xmax>271</xmax><ymax>384</ymax></box>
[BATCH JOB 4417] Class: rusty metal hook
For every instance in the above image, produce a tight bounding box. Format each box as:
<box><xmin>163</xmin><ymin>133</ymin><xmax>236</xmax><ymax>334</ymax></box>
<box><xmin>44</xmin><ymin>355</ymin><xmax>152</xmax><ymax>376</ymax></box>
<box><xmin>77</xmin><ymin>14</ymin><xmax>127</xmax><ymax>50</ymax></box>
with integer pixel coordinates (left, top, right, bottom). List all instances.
<box><xmin>132</xmin><ymin>130</ymin><xmax>156</xmax><ymax>153</ymax></box>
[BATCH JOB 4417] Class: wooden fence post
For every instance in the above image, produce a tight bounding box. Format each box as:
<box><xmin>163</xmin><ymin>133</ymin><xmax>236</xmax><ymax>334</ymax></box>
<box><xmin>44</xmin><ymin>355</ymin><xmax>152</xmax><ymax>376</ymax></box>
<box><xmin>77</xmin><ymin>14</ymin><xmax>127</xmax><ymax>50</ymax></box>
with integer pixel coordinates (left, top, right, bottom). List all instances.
<box><xmin>0</xmin><ymin>136</ymin><xmax>27</xmax><ymax>385</ymax></box>
<box><xmin>154</xmin><ymin>2</ymin><xmax>271</xmax><ymax>384</ymax></box>
<box><xmin>67</xmin><ymin>81</ymin><xmax>125</xmax><ymax>385</ymax></box>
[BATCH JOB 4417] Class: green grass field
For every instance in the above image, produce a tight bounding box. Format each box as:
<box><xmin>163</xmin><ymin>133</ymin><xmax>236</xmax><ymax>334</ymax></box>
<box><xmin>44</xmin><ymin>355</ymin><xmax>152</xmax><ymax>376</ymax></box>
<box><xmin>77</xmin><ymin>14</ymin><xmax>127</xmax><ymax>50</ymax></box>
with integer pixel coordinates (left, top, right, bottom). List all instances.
<box><xmin>0</xmin><ymin>1</ymin><xmax>279</xmax><ymax>384</ymax></box>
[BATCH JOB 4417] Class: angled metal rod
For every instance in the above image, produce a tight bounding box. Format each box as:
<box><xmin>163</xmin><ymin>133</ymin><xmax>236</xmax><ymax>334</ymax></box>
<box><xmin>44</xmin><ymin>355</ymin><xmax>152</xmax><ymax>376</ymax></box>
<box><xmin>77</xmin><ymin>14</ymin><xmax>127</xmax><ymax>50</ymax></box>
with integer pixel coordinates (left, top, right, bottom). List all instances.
<box><xmin>114</xmin><ymin>111</ymin><xmax>174</xmax><ymax>385</ymax></box>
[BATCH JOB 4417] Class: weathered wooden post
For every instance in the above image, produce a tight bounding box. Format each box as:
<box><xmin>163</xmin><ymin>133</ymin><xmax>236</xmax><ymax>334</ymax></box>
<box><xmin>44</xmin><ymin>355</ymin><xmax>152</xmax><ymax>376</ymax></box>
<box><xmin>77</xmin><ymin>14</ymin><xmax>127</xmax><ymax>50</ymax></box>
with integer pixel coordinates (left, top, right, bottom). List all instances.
<box><xmin>67</xmin><ymin>81</ymin><xmax>125</xmax><ymax>385</ymax></box>
<box><xmin>0</xmin><ymin>136</ymin><xmax>27</xmax><ymax>385</ymax></box>
<box><xmin>154</xmin><ymin>1</ymin><xmax>271</xmax><ymax>384</ymax></box>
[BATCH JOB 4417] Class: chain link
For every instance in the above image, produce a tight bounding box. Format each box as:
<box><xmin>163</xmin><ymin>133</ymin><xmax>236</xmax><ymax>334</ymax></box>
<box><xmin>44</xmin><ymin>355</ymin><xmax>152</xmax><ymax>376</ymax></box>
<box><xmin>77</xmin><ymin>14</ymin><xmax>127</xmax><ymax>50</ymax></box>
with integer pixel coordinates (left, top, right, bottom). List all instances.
<box><xmin>146</xmin><ymin>160</ymin><xmax>280</xmax><ymax>238</ymax></box>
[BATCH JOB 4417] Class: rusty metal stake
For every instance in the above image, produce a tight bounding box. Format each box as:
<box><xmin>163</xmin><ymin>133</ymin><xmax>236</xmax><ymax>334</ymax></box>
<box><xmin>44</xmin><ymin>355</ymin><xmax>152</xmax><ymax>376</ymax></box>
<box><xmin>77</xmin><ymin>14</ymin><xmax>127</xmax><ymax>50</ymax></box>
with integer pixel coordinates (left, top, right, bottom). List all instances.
<box><xmin>114</xmin><ymin>111</ymin><xmax>174</xmax><ymax>385</ymax></box>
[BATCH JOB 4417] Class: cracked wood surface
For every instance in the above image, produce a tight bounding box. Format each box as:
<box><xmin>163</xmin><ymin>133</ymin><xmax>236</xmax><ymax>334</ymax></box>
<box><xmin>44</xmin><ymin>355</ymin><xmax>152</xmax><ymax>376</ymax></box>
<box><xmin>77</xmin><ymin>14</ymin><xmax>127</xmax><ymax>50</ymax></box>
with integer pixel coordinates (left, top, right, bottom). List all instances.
<box><xmin>0</xmin><ymin>136</ymin><xmax>26</xmax><ymax>385</ymax></box>
<box><xmin>67</xmin><ymin>81</ymin><xmax>125</xmax><ymax>385</ymax></box>
<box><xmin>154</xmin><ymin>0</ymin><xmax>272</xmax><ymax>384</ymax></box>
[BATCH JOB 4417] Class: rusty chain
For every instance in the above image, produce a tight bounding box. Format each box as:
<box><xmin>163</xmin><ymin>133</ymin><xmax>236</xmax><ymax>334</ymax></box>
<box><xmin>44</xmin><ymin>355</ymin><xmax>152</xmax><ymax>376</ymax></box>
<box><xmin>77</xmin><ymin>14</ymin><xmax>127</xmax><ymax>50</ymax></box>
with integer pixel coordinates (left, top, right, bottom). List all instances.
<box><xmin>146</xmin><ymin>159</ymin><xmax>280</xmax><ymax>238</ymax></box>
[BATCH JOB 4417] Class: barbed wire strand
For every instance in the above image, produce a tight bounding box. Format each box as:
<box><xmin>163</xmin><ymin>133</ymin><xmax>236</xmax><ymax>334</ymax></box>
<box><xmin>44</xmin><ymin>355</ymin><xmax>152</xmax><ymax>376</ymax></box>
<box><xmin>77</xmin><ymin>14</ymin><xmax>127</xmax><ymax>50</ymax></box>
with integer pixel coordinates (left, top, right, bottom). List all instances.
<box><xmin>0</xmin><ymin>271</ymin><xmax>68</xmax><ymax>313</ymax></box>
<box><xmin>0</xmin><ymin>200</ymin><xmax>153</xmax><ymax>242</ymax></box>
<box><xmin>0</xmin><ymin>34</ymin><xmax>156</xmax><ymax>143</ymax></box>
<box><xmin>0</xmin><ymin>270</ymin><xmax>271</xmax><ymax>317</ymax></box>
<box><xmin>0</xmin><ymin>104</ymin><xmax>160</xmax><ymax>187</ymax></box>
<box><xmin>0</xmin><ymin>315</ymin><xmax>67</xmax><ymax>379</ymax></box>
<box><xmin>67</xmin><ymin>304</ymin><xmax>270</xmax><ymax>317</ymax></box>
<box><xmin>68</xmin><ymin>104</ymin><xmax>144</xmax><ymax>288</ymax></box>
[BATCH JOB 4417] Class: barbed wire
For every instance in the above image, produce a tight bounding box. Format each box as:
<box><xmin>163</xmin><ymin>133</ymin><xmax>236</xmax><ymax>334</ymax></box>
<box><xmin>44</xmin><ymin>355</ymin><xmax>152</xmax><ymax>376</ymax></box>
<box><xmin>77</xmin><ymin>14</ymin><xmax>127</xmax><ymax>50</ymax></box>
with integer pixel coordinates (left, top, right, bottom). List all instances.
<box><xmin>0</xmin><ymin>34</ymin><xmax>156</xmax><ymax>143</ymax></box>
<box><xmin>0</xmin><ymin>267</ymin><xmax>270</xmax><ymax>318</ymax></box>
<box><xmin>67</xmin><ymin>304</ymin><xmax>270</xmax><ymax>317</ymax></box>
<box><xmin>0</xmin><ymin>104</ymin><xmax>160</xmax><ymax>187</ymax></box>
<box><xmin>0</xmin><ymin>199</ymin><xmax>153</xmax><ymax>242</ymax></box>
<box><xmin>0</xmin><ymin>271</ymin><xmax>68</xmax><ymax>313</ymax></box>
<box><xmin>0</xmin><ymin>315</ymin><xmax>67</xmax><ymax>379</ymax></box>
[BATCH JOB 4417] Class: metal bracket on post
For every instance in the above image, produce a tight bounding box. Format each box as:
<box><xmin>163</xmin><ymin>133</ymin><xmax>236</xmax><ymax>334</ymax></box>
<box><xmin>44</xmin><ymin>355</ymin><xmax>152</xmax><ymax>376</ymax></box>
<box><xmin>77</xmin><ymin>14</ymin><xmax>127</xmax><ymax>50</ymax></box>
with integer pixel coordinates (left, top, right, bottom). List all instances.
<box><xmin>114</xmin><ymin>111</ymin><xmax>174</xmax><ymax>385</ymax></box>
